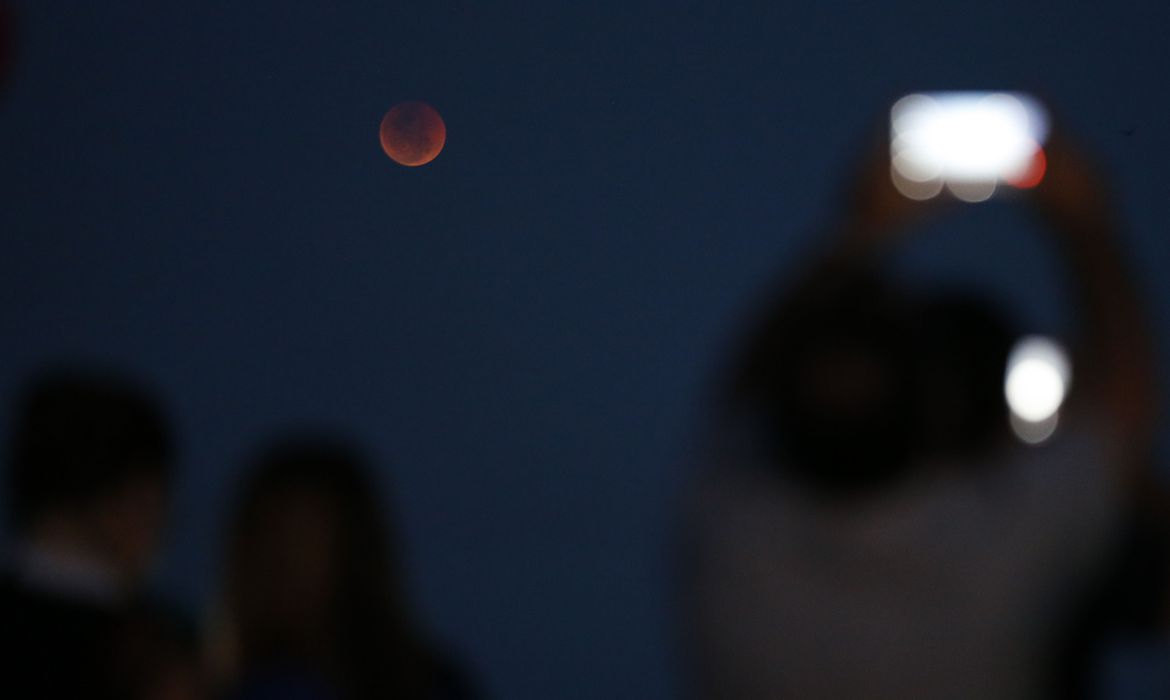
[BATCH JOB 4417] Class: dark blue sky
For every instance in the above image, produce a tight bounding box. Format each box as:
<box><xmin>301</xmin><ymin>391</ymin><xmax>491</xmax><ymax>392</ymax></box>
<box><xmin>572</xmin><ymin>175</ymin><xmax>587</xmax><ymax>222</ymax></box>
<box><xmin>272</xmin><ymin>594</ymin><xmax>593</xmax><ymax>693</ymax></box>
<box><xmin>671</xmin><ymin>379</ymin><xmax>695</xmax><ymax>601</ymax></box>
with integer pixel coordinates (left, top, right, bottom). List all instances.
<box><xmin>1</xmin><ymin>2</ymin><xmax>1167</xmax><ymax>698</ymax></box>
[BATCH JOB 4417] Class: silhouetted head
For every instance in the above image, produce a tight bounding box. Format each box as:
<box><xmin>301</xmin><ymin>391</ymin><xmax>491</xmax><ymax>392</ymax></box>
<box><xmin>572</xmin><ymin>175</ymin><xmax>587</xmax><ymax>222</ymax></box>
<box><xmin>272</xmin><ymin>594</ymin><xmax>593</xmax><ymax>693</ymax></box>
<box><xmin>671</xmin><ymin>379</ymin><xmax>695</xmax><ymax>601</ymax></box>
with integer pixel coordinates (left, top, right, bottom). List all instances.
<box><xmin>737</xmin><ymin>275</ymin><xmax>1022</xmax><ymax>497</ymax></box>
<box><xmin>224</xmin><ymin>434</ymin><xmax>427</xmax><ymax>698</ymax></box>
<box><xmin>8</xmin><ymin>367</ymin><xmax>174</xmax><ymax>581</ymax></box>
<box><xmin>912</xmin><ymin>294</ymin><xmax>1017</xmax><ymax>459</ymax></box>
<box><xmin>741</xmin><ymin>272</ymin><xmax>922</xmax><ymax>497</ymax></box>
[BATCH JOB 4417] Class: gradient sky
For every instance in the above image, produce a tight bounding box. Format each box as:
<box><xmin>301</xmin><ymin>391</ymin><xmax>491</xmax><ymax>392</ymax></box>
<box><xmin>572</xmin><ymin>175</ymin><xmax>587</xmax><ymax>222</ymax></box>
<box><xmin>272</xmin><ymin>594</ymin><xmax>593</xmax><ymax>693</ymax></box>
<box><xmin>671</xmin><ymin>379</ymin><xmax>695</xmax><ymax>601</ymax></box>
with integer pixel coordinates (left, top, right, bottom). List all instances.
<box><xmin>2</xmin><ymin>2</ymin><xmax>1168</xmax><ymax>698</ymax></box>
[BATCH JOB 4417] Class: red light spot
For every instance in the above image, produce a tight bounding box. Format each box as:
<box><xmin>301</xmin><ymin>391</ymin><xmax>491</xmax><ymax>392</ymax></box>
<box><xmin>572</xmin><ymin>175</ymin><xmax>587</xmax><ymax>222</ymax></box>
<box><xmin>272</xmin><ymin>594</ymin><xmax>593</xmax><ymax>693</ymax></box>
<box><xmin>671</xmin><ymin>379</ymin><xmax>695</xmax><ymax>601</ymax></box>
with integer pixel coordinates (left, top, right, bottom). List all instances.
<box><xmin>1007</xmin><ymin>148</ymin><xmax>1046</xmax><ymax>189</ymax></box>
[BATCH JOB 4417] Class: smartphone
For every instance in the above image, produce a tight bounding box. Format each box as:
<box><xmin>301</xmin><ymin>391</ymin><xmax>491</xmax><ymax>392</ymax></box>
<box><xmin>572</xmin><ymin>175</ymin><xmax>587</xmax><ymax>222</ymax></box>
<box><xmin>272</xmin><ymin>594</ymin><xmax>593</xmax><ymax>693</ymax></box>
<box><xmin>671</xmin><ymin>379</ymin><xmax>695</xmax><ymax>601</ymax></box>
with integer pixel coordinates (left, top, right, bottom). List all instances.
<box><xmin>889</xmin><ymin>92</ymin><xmax>1048</xmax><ymax>201</ymax></box>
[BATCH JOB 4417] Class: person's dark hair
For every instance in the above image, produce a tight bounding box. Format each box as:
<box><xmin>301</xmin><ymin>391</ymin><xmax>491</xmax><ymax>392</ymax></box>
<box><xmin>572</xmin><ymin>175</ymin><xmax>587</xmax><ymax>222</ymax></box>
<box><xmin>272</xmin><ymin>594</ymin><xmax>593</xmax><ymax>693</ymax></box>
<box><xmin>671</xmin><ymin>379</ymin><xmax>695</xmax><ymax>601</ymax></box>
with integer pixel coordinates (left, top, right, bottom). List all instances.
<box><xmin>734</xmin><ymin>271</ymin><xmax>922</xmax><ymax>497</ymax></box>
<box><xmin>225</xmin><ymin>434</ymin><xmax>432</xmax><ymax>699</ymax></box>
<box><xmin>7</xmin><ymin>367</ymin><xmax>173</xmax><ymax>531</ymax></box>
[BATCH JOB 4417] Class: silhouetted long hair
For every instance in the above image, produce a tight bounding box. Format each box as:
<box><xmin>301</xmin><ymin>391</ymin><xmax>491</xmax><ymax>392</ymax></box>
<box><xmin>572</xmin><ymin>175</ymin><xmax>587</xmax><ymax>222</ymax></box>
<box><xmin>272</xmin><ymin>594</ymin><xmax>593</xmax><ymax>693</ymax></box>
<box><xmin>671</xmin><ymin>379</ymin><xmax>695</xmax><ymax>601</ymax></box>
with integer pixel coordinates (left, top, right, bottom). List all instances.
<box><xmin>222</xmin><ymin>435</ymin><xmax>432</xmax><ymax>700</ymax></box>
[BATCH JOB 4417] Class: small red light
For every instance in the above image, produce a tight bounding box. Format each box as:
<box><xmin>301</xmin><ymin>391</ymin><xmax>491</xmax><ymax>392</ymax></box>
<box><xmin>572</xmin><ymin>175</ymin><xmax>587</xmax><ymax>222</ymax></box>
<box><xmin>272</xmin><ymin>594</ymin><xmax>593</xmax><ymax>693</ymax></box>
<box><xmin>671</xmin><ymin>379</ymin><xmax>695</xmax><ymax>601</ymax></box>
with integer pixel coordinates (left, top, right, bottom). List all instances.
<box><xmin>1007</xmin><ymin>148</ymin><xmax>1046</xmax><ymax>189</ymax></box>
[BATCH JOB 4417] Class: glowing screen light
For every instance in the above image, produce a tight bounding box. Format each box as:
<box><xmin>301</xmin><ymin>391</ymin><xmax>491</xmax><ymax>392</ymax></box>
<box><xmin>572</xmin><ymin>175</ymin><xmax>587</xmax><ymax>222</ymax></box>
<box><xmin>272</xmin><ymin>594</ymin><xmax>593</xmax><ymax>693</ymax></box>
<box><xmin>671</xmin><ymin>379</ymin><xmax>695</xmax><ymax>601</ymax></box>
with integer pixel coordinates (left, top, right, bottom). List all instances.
<box><xmin>1004</xmin><ymin>336</ymin><xmax>1071</xmax><ymax>444</ymax></box>
<box><xmin>890</xmin><ymin>92</ymin><xmax>1048</xmax><ymax>200</ymax></box>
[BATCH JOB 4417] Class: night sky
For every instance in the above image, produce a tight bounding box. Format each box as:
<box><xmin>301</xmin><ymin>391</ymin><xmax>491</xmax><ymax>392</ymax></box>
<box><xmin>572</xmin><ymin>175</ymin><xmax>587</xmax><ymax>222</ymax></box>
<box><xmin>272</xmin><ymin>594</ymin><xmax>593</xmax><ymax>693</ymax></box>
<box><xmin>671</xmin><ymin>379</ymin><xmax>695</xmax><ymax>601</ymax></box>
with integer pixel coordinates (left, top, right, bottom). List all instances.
<box><xmin>2</xmin><ymin>2</ymin><xmax>1168</xmax><ymax>698</ymax></box>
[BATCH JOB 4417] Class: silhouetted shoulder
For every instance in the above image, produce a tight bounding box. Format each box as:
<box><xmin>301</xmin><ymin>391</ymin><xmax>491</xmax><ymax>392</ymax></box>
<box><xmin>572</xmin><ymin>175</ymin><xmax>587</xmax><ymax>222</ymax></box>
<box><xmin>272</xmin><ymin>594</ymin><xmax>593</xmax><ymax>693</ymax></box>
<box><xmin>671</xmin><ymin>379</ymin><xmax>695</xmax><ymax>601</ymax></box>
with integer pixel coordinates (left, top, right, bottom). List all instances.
<box><xmin>0</xmin><ymin>572</ymin><xmax>122</xmax><ymax>699</ymax></box>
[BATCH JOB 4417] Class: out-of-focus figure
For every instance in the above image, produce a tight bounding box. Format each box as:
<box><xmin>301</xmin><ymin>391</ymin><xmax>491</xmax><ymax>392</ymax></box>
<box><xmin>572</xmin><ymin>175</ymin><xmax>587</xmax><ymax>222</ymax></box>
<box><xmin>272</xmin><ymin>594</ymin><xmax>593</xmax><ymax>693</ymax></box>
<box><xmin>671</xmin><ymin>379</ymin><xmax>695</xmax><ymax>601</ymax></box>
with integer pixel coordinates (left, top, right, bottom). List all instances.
<box><xmin>213</xmin><ymin>435</ymin><xmax>479</xmax><ymax>700</ymax></box>
<box><xmin>0</xmin><ymin>1</ymin><xmax>12</xmax><ymax>97</ymax></box>
<box><xmin>679</xmin><ymin>121</ymin><xmax>1160</xmax><ymax>699</ymax></box>
<box><xmin>0</xmin><ymin>367</ymin><xmax>199</xmax><ymax>699</ymax></box>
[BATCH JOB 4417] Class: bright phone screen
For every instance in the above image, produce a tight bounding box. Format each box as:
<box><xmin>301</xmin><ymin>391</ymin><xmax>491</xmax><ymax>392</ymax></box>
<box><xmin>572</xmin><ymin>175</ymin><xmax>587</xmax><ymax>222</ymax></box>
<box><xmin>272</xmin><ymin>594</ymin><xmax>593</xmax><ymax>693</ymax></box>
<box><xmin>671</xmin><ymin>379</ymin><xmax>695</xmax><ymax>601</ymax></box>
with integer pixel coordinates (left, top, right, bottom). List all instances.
<box><xmin>890</xmin><ymin>92</ymin><xmax>1048</xmax><ymax>201</ymax></box>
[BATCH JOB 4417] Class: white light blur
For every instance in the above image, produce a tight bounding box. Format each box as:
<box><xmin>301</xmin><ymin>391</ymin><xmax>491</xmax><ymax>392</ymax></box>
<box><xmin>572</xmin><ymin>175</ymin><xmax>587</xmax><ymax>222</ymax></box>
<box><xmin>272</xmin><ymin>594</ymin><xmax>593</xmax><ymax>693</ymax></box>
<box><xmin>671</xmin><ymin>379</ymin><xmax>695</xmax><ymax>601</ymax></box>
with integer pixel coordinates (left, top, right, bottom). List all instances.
<box><xmin>890</xmin><ymin>92</ymin><xmax>1048</xmax><ymax>200</ymax></box>
<box><xmin>947</xmin><ymin>179</ymin><xmax>997</xmax><ymax>203</ymax></box>
<box><xmin>1004</xmin><ymin>336</ymin><xmax>1071</xmax><ymax>444</ymax></box>
<box><xmin>1010</xmin><ymin>411</ymin><xmax>1060</xmax><ymax>445</ymax></box>
<box><xmin>891</xmin><ymin>164</ymin><xmax>944</xmax><ymax>200</ymax></box>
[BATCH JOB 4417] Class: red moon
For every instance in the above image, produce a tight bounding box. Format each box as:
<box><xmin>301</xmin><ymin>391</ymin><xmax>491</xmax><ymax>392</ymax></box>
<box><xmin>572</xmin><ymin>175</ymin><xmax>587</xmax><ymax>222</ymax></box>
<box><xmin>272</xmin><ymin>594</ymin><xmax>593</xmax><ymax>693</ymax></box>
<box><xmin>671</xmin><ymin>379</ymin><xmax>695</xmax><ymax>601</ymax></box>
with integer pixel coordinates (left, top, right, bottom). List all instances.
<box><xmin>379</xmin><ymin>101</ymin><xmax>446</xmax><ymax>167</ymax></box>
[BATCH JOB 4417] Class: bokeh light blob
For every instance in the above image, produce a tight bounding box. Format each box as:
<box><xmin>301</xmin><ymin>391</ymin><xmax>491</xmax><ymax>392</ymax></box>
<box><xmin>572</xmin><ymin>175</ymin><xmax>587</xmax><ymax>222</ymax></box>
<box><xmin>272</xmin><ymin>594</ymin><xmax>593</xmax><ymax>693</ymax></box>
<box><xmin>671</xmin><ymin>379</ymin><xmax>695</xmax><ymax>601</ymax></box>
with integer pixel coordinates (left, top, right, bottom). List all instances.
<box><xmin>1004</xmin><ymin>335</ymin><xmax>1071</xmax><ymax>443</ymax></box>
<box><xmin>1006</xmin><ymin>147</ymin><xmax>1047</xmax><ymax>189</ymax></box>
<box><xmin>890</xmin><ymin>92</ymin><xmax>1048</xmax><ymax>200</ymax></box>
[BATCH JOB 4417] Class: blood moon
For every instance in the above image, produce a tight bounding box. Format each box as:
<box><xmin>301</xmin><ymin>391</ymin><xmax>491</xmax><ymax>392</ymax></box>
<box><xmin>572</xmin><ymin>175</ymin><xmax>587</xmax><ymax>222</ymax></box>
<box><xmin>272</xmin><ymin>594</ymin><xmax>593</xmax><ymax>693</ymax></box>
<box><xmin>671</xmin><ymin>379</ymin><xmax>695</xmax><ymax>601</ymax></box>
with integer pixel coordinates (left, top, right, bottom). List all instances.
<box><xmin>379</xmin><ymin>101</ymin><xmax>446</xmax><ymax>167</ymax></box>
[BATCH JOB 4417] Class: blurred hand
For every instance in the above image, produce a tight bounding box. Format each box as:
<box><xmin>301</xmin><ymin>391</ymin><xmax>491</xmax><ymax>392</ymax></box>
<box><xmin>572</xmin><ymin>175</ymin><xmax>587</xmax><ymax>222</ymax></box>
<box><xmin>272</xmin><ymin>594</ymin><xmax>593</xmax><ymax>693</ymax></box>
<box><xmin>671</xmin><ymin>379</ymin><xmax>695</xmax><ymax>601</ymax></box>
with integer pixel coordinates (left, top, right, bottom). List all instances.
<box><xmin>841</xmin><ymin>129</ymin><xmax>949</xmax><ymax>248</ymax></box>
<box><xmin>1030</xmin><ymin>128</ymin><xmax>1114</xmax><ymax>233</ymax></box>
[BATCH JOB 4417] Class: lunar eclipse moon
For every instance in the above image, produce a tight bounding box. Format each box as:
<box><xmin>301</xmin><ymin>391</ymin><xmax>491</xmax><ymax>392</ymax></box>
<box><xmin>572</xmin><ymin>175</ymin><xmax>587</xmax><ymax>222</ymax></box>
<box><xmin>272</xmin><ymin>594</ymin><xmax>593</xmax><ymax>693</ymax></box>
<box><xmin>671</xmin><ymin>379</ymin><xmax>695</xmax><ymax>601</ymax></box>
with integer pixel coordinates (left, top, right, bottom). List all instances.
<box><xmin>380</xmin><ymin>101</ymin><xmax>446</xmax><ymax>167</ymax></box>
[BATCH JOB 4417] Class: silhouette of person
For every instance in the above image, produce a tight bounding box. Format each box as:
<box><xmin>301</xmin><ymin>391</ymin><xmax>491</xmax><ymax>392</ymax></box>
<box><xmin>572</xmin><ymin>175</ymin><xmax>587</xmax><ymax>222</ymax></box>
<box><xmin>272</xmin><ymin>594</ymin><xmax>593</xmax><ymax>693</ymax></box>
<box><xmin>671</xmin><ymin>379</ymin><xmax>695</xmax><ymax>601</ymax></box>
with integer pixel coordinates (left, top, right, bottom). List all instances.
<box><xmin>0</xmin><ymin>367</ymin><xmax>191</xmax><ymax>699</ymax></box>
<box><xmin>212</xmin><ymin>434</ymin><xmax>479</xmax><ymax>700</ymax></box>
<box><xmin>0</xmin><ymin>1</ymin><xmax>12</xmax><ymax>96</ymax></box>
<box><xmin>679</xmin><ymin>123</ymin><xmax>1159</xmax><ymax>699</ymax></box>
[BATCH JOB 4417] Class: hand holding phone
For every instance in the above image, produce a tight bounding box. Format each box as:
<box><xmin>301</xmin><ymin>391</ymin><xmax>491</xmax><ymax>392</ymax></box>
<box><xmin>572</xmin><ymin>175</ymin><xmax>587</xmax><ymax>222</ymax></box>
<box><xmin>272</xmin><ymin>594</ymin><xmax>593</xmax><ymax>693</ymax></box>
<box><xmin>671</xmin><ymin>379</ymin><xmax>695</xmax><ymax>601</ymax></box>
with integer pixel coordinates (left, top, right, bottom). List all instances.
<box><xmin>890</xmin><ymin>92</ymin><xmax>1048</xmax><ymax>202</ymax></box>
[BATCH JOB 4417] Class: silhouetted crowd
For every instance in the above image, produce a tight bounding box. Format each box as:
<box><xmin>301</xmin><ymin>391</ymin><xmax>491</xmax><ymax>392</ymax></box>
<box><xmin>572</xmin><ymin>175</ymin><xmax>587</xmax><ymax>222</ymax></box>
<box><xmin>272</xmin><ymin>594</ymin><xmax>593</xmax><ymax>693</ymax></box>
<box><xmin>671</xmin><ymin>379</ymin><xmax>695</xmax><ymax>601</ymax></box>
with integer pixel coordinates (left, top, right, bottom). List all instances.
<box><xmin>0</xmin><ymin>370</ymin><xmax>478</xmax><ymax>700</ymax></box>
<box><xmin>2</xmin><ymin>124</ymin><xmax>1167</xmax><ymax>700</ymax></box>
